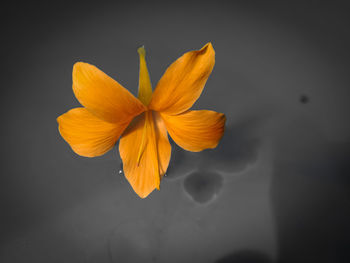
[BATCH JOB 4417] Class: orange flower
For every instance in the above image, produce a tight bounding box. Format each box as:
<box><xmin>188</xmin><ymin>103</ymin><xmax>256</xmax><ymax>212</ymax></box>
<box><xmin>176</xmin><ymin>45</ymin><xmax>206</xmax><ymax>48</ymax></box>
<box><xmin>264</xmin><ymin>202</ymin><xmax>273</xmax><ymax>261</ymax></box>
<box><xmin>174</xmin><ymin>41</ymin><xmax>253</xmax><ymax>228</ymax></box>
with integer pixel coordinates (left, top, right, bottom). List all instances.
<box><xmin>57</xmin><ymin>43</ymin><xmax>226</xmax><ymax>198</ymax></box>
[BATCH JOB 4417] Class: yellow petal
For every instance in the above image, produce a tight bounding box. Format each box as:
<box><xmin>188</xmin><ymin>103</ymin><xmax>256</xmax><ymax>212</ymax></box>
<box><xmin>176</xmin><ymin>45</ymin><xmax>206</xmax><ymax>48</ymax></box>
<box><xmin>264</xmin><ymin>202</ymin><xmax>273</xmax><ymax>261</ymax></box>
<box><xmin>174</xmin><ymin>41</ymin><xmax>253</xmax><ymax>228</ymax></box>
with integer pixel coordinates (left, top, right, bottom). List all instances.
<box><xmin>73</xmin><ymin>62</ymin><xmax>146</xmax><ymax>123</ymax></box>
<box><xmin>161</xmin><ymin>110</ymin><xmax>226</xmax><ymax>152</ymax></box>
<box><xmin>149</xmin><ymin>43</ymin><xmax>215</xmax><ymax>115</ymax></box>
<box><xmin>137</xmin><ymin>46</ymin><xmax>153</xmax><ymax>105</ymax></box>
<box><xmin>57</xmin><ymin>108</ymin><xmax>128</xmax><ymax>157</ymax></box>
<box><xmin>119</xmin><ymin>111</ymin><xmax>171</xmax><ymax>198</ymax></box>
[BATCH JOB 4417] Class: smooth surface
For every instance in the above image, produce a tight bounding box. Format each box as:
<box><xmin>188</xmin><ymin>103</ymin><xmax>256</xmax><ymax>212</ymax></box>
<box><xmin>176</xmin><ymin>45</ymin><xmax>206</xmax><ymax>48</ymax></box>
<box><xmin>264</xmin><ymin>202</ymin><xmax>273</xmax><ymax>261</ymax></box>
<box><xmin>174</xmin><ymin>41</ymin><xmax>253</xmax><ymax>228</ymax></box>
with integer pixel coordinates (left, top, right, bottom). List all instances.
<box><xmin>1</xmin><ymin>1</ymin><xmax>350</xmax><ymax>262</ymax></box>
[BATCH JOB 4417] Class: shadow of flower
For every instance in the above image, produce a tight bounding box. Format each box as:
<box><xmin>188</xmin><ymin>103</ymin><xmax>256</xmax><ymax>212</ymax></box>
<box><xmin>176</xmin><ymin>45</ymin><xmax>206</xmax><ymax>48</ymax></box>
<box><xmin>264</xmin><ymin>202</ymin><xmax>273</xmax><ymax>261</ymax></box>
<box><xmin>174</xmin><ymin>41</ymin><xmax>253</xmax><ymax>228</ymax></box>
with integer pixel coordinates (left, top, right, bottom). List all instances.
<box><xmin>166</xmin><ymin>116</ymin><xmax>263</xmax><ymax>181</ymax></box>
<box><xmin>183</xmin><ymin>171</ymin><xmax>223</xmax><ymax>204</ymax></box>
<box><xmin>197</xmin><ymin>117</ymin><xmax>262</xmax><ymax>174</ymax></box>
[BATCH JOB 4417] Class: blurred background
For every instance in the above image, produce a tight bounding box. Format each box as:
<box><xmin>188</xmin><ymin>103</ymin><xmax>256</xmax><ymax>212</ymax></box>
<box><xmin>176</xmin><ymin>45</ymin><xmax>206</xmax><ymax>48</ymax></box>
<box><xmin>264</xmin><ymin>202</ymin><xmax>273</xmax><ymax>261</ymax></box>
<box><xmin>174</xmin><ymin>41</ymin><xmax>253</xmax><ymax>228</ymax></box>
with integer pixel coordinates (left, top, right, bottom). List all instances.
<box><xmin>1</xmin><ymin>1</ymin><xmax>349</xmax><ymax>262</ymax></box>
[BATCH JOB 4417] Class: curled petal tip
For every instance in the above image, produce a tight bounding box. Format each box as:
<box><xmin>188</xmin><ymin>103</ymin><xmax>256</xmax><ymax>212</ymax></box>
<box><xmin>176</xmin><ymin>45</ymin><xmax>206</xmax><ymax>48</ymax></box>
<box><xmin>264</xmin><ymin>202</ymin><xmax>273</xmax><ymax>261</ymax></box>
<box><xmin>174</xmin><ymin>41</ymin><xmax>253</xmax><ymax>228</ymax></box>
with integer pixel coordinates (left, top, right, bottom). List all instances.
<box><xmin>201</xmin><ymin>42</ymin><xmax>213</xmax><ymax>50</ymax></box>
<box><xmin>137</xmin><ymin>46</ymin><xmax>146</xmax><ymax>56</ymax></box>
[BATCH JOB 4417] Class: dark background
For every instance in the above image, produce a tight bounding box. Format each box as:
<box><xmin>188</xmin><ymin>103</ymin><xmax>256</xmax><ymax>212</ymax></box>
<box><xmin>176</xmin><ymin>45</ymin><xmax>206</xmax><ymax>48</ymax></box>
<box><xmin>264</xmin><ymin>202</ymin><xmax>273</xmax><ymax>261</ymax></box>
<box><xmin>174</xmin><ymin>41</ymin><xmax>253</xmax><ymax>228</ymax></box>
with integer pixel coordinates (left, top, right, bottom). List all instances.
<box><xmin>1</xmin><ymin>1</ymin><xmax>350</xmax><ymax>262</ymax></box>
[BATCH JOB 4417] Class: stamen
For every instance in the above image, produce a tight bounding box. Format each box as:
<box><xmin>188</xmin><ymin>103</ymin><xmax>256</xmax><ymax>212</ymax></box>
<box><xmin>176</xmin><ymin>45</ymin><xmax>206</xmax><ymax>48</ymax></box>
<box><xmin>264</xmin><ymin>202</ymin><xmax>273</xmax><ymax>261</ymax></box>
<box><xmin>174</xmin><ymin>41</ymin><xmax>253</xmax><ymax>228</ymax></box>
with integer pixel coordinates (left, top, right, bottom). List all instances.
<box><xmin>135</xmin><ymin>111</ymin><xmax>160</xmax><ymax>189</ymax></box>
<box><xmin>147</xmin><ymin>112</ymin><xmax>160</xmax><ymax>189</ymax></box>
<box><xmin>136</xmin><ymin>113</ymin><xmax>148</xmax><ymax>166</ymax></box>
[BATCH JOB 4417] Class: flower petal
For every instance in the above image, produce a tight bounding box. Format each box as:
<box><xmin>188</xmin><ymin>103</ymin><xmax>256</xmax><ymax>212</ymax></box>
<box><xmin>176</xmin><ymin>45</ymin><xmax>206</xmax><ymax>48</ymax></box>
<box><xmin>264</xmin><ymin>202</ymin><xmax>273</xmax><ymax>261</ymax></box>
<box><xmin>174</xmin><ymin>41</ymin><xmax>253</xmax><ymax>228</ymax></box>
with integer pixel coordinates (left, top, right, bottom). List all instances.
<box><xmin>57</xmin><ymin>107</ymin><xmax>129</xmax><ymax>157</ymax></box>
<box><xmin>149</xmin><ymin>43</ymin><xmax>215</xmax><ymax>115</ymax></box>
<box><xmin>161</xmin><ymin>110</ymin><xmax>226</xmax><ymax>152</ymax></box>
<box><xmin>119</xmin><ymin>111</ymin><xmax>171</xmax><ymax>198</ymax></box>
<box><xmin>137</xmin><ymin>46</ymin><xmax>153</xmax><ymax>105</ymax></box>
<box><xmin>73</xmin><ymin>62</ymin><xmax>146</xmax><ymax>123</ymax></box>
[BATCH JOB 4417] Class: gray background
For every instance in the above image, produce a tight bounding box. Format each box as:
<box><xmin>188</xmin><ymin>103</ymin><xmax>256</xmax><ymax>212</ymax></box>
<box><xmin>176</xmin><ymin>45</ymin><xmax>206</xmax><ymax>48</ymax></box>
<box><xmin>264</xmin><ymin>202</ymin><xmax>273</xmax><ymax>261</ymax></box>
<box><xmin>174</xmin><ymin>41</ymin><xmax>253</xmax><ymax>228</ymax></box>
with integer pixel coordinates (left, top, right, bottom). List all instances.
<box><xmin>1</xmin><ymin>1</ymin><xmax>350</xmax><ymax>262</ymax></box>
